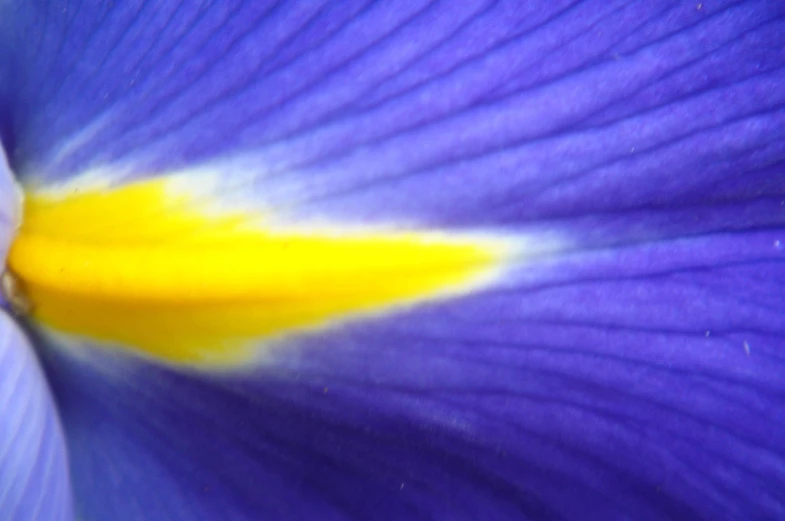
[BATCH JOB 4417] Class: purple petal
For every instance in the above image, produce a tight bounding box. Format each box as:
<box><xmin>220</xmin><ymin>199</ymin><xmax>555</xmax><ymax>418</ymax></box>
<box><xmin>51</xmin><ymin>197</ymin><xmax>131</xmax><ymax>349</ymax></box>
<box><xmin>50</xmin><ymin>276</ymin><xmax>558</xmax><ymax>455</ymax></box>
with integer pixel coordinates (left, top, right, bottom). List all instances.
<box><xmin>0</xmin><ymin>312</ymin><xmax>73</xmax><ymax>521</ymax></box>
<box><xmin>2</xmin><ymin>1</ymin><xmax>785</xmax><ymax>520</ymax></box>
<box><xmin>42</xmin><ymin>233</ymin><xmax>785</xmax><ymax>519</ymax></box>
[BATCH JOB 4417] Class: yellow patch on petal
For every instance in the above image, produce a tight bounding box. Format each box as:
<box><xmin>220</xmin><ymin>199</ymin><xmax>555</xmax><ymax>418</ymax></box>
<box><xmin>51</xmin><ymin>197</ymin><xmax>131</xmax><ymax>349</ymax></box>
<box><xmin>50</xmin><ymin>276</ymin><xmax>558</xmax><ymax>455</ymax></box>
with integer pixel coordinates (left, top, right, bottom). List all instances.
<box><xmin>7</xmin><ymin>175</ymin><xmax>507</xmax><ymax>366</ymax></box>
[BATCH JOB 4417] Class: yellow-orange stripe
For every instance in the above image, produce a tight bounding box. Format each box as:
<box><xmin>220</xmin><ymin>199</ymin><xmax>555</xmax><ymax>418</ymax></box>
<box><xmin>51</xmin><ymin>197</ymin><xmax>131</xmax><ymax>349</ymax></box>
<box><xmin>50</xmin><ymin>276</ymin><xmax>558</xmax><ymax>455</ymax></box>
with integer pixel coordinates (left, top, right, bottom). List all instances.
<box><xmin>8</xmin><ymin>176</ymin><xmax>506</xmax><ymax>366</ymax></box>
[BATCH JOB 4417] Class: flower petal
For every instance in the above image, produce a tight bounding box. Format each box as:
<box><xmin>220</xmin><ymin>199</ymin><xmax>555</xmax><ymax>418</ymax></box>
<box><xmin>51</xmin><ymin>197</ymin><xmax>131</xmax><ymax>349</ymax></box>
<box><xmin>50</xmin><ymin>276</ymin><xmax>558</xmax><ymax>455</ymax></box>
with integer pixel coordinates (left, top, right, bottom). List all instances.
<box><xmin>2</xmin><ymin>1</ymin><xmax>785</xmax><ymax>520</ymax></box>
<box><xmin>4</xmin><ymin>1</ymin><xmax>783</xmax><ymax>228</ymax></box>
<box><xmin>40</xmin><ymin>229</ymin><xmax>785</xmax><ymax>519</ymax></box>
<box><xmin>0</xmin><ymin>312</ymin><xmax>73</xmax><ymax>521</ymax></box>
<box><xmin>0</xmin><ymin>151</ymin><xmax>20</xmax><ymax>265</ymax></box>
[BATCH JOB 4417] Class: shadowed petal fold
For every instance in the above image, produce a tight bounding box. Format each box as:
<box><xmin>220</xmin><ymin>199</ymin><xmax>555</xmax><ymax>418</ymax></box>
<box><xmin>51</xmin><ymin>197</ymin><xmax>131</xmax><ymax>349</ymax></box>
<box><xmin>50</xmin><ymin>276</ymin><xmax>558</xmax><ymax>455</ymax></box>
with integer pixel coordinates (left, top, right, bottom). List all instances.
<box><xmin>1</xmin><ymin>1</ymin><xmax>784</xmax><ymax>520</ymax></box>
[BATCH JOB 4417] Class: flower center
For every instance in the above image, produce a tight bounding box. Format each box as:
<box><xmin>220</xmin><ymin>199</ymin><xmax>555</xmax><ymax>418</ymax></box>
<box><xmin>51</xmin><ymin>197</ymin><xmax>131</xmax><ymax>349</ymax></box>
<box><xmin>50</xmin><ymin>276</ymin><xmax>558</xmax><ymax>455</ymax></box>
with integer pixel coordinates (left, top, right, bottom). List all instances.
<box><xmin>5</xmin><ymin>175</ymin><xmax>507</xmax><ymax>367</ymax></box>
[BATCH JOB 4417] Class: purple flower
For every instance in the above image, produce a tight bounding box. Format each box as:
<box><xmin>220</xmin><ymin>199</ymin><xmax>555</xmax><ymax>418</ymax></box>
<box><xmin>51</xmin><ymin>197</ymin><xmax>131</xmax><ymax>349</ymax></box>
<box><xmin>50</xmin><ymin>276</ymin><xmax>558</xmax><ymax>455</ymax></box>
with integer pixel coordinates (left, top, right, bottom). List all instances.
<box><xmin>1</xmin><ymin>2</ymin><xmax>784</xmax><ymax>520</ymax></box>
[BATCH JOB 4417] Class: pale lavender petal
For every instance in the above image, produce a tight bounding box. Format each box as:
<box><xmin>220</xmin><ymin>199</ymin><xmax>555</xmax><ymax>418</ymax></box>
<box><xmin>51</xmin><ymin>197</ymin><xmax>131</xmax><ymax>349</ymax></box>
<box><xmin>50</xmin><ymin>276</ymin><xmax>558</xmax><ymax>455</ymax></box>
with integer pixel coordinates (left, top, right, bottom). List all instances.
<box><xmin>0</xmin><ymin>312</ymin><xmax>73</xmax><ymax>521</ymax></box>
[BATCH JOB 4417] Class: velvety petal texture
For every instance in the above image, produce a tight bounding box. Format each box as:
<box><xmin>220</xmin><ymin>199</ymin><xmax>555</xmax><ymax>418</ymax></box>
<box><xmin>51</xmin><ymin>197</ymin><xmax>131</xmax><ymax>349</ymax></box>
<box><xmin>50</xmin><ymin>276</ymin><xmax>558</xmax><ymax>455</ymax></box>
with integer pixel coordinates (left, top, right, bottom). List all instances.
<box><xmin>1</xmin><ymin>1</ymin><xmax>784</xmax><ymax>520</ymax></box>
<box><xmin>0</xmin><ymin>312</ymin><xmax>72</xmax><ymax>521</ymax></box>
